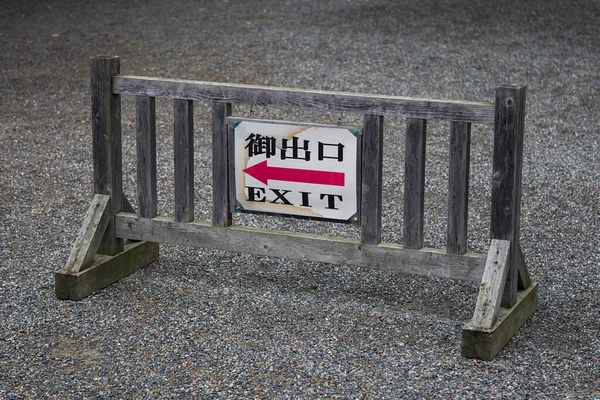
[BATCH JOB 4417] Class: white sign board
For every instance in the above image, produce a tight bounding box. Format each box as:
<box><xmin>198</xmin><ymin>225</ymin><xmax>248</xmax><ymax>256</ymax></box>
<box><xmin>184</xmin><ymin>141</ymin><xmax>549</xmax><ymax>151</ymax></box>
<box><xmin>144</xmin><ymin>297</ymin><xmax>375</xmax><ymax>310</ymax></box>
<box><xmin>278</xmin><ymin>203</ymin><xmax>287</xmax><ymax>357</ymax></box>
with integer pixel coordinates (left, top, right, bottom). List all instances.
<box><xmin>233</xmin><ymin>119</ymin><xmax>359</xmax><ymax>221</ymax></box>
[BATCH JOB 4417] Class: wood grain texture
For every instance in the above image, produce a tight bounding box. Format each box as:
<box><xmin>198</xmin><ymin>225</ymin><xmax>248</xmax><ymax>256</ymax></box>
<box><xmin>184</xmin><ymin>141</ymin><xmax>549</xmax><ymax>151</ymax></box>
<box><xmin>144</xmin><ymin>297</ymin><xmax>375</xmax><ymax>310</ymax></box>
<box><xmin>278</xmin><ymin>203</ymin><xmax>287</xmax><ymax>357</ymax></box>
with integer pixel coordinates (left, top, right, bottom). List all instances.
<box><xmin>462</xmin><ymin>282</ymin><xmax>538</xmax><ymax>360</ymax></box>
<box><xmin>64</xmin><ymin>194</ymin><xmax>111</xmax><ymax>273</ymax></box>
<box><xmin>470</xmin><ymin>239</ymin><xmax>510</xmax><ymax>329</ymax></box>
<box><xmin>404</xmin><ymin>118</ymin><xmax>427</xmax><ymax>249</ymax></box>
<box><xmin>361</xmin><ymin>115</ymin><xmax>384</xmax><ymax>244</ymax></box>
<box><xmin>91</xmin><ymin>55</ymin><xmax>123</xmax><ymax>255</ymax></box>
<box><xmin>136</xmin><ymin>96</ymin><xmax>157</xmax><ymax>218</ymax></box>
<box><xmin>115</xmin><ymin>213</ymin><xmax>487</xmax><ymax>282</ymax></box>
<box><xmin>113</xmin><ymin>76</ymin><xmax>495</xmax><ymax>123</ymax></box>
<box><xmin>212</xmin><ymin>102</ymin><xmax>232</xmax><ymax>226</ymax></box>
<box><xmin>174</xmin><ymin>99</ymin><xmax>195</xmax><ymax>222</ymax></box>
<box><xmin>447</xmin><ymin>121</ymin><xmax>471</xmax><ymax>254</ymax></box>
<box><xmin>491</xmin><ymin>85</ymin><xmax>527</xmax><ymax>308</ymax></box>
<box><xmin>55</xmin><ymin>241</ymin><xmax>159</xmax><ymax>301</ymax></box>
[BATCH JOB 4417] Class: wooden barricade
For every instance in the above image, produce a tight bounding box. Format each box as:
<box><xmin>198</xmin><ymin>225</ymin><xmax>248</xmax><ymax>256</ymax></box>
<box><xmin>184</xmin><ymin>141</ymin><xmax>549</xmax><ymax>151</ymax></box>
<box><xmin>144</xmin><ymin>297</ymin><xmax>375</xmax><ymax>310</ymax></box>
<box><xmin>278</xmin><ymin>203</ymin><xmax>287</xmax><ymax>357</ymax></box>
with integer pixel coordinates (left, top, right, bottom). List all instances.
<box><xmin>55</xmin><ymin>55</ymin><xmax>538</xmax><ymax>360</ymax></box>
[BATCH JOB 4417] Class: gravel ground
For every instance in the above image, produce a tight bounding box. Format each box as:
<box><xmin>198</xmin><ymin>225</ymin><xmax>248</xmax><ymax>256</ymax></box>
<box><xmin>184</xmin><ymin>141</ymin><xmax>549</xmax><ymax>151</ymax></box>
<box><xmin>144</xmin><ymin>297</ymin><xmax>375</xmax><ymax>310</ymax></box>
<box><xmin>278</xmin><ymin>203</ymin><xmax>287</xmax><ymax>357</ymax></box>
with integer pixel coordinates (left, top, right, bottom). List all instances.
<box><xmin>1</xmin><ymin>0</ymin><xmax>599</xmax><ymax>398</ymax></box>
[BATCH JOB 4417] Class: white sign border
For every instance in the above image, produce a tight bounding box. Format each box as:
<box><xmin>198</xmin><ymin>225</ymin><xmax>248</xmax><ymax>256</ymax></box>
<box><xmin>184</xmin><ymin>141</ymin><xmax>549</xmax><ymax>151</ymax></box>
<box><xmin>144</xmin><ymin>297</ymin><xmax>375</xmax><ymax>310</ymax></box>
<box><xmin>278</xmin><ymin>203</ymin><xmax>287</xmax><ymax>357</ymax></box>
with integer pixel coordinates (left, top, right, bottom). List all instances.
<box><xmin>228</xmin><ymin>117</ymin><xmax>362</xmax><ymax>224</ymax></box>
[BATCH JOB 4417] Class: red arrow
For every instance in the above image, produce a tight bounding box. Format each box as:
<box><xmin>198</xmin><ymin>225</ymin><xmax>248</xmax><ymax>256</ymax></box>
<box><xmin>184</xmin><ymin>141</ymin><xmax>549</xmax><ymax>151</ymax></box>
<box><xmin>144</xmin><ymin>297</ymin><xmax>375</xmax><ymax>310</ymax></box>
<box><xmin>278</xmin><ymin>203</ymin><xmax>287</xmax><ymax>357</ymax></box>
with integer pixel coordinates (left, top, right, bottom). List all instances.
<box><xmin>243</xmin><ymin>160</ymin><xmax>345</xmax><ymax>186</ymax></box>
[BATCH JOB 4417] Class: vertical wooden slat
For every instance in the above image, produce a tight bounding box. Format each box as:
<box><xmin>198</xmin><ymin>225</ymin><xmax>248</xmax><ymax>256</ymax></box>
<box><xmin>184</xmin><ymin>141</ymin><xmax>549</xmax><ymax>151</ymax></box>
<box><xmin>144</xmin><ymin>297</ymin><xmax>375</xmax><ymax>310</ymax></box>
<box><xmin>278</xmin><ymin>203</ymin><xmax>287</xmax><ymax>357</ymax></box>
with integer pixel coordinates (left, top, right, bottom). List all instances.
<box><xmin>360</xmin><ymin>115</ymin><xmax>384</xmax><ymax>244</ymax></box>
<box><xmin>174</xmin><ymin>99</ymin><xmax>194</xmax><ymax>223</ymax></box>
<box><xmin>491</xmin><ymin>84</ymin><xmax>527</xmax><ymax>308</ymax></box>
<box><xmin>355</xmin><ymin>127</ymin><xmax>364</xmax><ymax>226</ymax></box>
<box><xmin>447</xmin><ymin>121</ymin><xmax>471</xmax><ymax>254</ymax></box>
<box><xmin>227</xmin><ymin>123</ymin><xmax>237</xmax><ymax>214</ymax></box>
<box><xmin>212</xmin><ymin>102</ymin><xmax>232</xmax><ymax>227</ymax></box>
<box><xmin>91</xmin><ymin>55</ymin><xmax>124</xmax><ymax>256</ymax></box>
<box><xmin>403</xmin><ymin>118</ymin><xmax>427</xmax><ymax>249</ymax></box>
<box><xmin>136</xmin><ymin>96</ymin><xmax>157</xmax><ymax>218</ymax></box>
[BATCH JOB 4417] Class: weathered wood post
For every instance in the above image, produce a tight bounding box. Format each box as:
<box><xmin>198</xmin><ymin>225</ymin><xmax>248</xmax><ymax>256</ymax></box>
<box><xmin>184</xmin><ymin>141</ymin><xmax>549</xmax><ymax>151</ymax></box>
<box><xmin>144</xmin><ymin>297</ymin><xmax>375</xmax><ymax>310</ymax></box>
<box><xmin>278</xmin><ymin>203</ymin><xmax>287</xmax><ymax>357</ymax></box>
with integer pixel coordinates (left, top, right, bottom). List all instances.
<box><xmin>491</xmin><ymin>84</ymin><xmax>529</xmax><ymax>306</ymax></box>
<box><xmin>92</xmin><ymin>55</ymin><xmax>124</xmax><ymax>255</ymax></box>
<box><xmin>461</xmin><ymin>84</ymin><xmax>537</xmax><ymax>360</ymax></box>
<box><xmin>54</xmin><ymin>56</ymin><xmax>159</xmax><ymax>300</ymax></box>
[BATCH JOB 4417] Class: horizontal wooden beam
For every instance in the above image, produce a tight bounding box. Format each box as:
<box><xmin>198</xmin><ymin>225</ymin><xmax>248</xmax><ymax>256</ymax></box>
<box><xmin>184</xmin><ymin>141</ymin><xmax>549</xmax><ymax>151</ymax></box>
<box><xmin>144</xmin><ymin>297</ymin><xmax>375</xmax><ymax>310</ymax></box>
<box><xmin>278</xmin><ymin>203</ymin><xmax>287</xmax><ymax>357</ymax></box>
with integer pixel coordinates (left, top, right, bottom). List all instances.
<box><xmin>462</xmin><ymin>281</ymin><xmax>538</xmax><ymax>360</ymax></box>
<box><xmin>115</xmin><ymin>213</ymin><xmax>486</xmax><ymax>282</ymax></box>
<box><xmin>113</xmin><ymin>76</ymin><xmax>495</xmax><ymax>123</ymax></box>
<box><xmin>55</xmin><ymin>241</ymin><xmax>159</xmax><ymax>301</ymax></box>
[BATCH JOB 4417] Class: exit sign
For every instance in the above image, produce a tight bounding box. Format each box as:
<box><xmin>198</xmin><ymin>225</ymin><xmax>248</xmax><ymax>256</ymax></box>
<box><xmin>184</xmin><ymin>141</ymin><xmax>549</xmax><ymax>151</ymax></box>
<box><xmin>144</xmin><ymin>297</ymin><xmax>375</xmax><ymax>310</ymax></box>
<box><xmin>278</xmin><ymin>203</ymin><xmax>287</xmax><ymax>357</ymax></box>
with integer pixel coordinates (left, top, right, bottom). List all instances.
<box><xmin>232</xmin><ymin>119</ymin><xmax>360</xmax><ymax>221</ymax></box>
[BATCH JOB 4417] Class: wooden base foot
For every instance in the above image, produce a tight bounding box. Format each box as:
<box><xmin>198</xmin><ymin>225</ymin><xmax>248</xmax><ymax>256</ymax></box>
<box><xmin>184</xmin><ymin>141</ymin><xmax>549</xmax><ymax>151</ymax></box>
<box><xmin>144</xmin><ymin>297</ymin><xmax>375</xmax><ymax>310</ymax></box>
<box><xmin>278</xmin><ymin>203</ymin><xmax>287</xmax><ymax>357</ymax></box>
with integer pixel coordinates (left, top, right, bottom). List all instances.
<box><xmin>55</xmin><ymin>241</ymin><xmax>159</xmax><ymax>301</ymax></box>
<box><xmin>461</xmin><ymin>281</ymin><xmax>538</xmax><ymax>360</ymax></box>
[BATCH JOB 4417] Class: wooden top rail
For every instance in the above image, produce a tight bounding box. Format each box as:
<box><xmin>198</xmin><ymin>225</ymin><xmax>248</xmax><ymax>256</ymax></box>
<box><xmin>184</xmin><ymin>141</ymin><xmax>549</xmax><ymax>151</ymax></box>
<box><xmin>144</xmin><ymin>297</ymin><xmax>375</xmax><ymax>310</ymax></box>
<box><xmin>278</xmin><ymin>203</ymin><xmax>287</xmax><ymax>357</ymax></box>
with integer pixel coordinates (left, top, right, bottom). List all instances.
<box><xmin>113</xmin><ymin>76</ymin><xmax>495</xmax><ymax>123</ymax></box>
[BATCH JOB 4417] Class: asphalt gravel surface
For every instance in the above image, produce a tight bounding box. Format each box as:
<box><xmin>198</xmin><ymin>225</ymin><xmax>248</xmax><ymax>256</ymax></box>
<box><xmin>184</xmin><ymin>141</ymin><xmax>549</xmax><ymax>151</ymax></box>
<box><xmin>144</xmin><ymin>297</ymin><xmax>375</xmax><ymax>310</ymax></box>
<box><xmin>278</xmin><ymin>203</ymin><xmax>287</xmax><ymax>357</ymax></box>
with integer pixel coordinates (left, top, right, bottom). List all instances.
<box><xmin>1</xmin><ymin>0</ymin><xmax>599</xmax><ymax>398</ymax></box>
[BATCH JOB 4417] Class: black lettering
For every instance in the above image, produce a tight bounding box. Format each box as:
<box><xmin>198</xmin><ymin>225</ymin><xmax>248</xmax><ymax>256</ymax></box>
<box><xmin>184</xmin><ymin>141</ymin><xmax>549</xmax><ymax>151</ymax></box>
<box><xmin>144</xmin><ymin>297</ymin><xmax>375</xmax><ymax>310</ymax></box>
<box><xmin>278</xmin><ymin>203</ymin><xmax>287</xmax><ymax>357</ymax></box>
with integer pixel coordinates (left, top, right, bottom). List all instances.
<box><xmin>269</xmin><ymin>188</ymin><xmax>292</xmax><ymax>205</ymax></box>
<box><xmin>300</xmin><ymin>191</ymin><xmax>311</xmax><ymax>207</ymax></box>
<box><xmin>281</xmin><ymin>137</ymin><xmax>311</xmax><ymax>161</ymax></box>
<box><xmin>320</xmin><ymin>193</ymin><xmax>343</xmax><ymax>209</ymax></box>
<box><xmin>318</xmin><ymin>142</ymin><xmax>345</xmax><ymax>162</ymax></box>
<box><xmin>244</xmin><ymin>134</ymin><xmax>277</xmax><ymax>158</ymax></box>
<box><xmin>246</xmin><ymin>186</ymin><xmax>266</xmax><ymax>202</ymax></box>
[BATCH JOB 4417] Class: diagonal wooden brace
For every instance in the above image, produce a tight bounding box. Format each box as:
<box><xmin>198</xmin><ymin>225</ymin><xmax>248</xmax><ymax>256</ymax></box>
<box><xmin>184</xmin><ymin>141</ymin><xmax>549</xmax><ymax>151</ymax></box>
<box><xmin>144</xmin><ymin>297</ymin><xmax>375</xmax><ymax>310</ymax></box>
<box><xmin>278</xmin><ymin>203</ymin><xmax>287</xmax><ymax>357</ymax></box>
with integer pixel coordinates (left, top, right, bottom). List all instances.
<box><xmin>55</xmin><ymin>195</ymin><xmax>159</xmax><ymax>300</ymax></box>
<box><xmin>64</xmin><ymin>194</ymin><xmax>112</xmax><ymax>273</ymax></box>
<box><xmin>461</xmin><ymin>239</ymin><xmax>538</xmax><ymax>360</ymax></box>
<box><xmin>469</xmin><ymin>239</ymin><xmax>511</xmax><ymax>330</ymax></box>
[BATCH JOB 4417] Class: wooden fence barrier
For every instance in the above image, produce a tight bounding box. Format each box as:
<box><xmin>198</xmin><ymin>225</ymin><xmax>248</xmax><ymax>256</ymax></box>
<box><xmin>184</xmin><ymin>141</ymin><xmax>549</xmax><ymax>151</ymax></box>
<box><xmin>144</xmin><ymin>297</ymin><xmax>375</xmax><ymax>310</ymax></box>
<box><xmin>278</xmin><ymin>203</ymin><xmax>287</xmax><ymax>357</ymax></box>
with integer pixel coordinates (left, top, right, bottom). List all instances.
<box><xmin>55</xmin><ymin>55</ymin><xmax>538</xmax><ymax>360</ymax></box>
